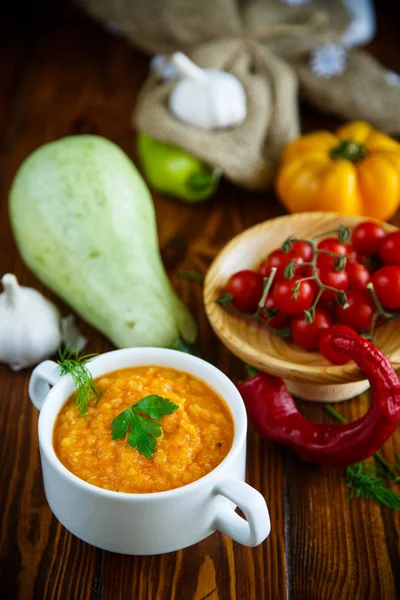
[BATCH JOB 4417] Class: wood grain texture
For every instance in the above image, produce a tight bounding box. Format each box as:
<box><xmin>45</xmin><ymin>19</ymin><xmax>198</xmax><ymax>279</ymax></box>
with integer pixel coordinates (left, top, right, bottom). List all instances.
<box><xmin>289</xmin><ymin>396</ymin><xmax>400</xmax><ymax>600</ymax></box>
<box><xmin>0</xmin><ymin>1</ymin><xmax>399</xmax><ymax>599</ymax></box>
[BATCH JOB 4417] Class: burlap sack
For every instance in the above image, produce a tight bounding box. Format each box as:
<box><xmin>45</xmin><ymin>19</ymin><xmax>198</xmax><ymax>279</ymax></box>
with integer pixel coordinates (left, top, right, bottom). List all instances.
<box><xmin>292</xmin><ymin>49</ymin><xmax>400</xmax><ymax>136</ymax></box>
<box><xmin>133</xmin><ymin>38</ymin><xmax>299</xmax><ymax>191</ymax></box>
<box><xmin>77</xmin><ymin>0</ymin><xmax>400</xmax><ymax>145</ymax></box>
<box><xmin>242</xmin><ymin>0</ymin><xmax>349</xmax><ymax>51</ymax></box>
<box><xmin>76</xmin><ymin>0</ymin><xmax>350</xmax><ymax>55</ymax></box>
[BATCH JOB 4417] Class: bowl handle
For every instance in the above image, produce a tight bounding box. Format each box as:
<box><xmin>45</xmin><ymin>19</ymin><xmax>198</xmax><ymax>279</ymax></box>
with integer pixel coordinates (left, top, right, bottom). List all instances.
<box><xmin>214</xmin><ymin>478</ymin><xmax>270</xmax><ymax>547</ymax></box>
<box><xmin>29</xmin><ymin>360</ymin><xmax>61</xmax><ymax>411</ymax></box>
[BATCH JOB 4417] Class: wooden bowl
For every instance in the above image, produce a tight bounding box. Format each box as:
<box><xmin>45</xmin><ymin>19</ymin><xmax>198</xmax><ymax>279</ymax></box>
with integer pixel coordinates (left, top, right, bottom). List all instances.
<box><xmin>204</xmin><ymin>212</ymin><xmax>400</xmax><ymax>403</ymax></box>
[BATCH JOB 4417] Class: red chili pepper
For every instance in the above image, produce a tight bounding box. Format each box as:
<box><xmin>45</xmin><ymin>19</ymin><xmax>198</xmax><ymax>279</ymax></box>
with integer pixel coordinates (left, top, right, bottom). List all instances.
<box><xmin>237</xmin><ymin>330</ymin><xmax>400</xmax><ymax>467</ymax></box>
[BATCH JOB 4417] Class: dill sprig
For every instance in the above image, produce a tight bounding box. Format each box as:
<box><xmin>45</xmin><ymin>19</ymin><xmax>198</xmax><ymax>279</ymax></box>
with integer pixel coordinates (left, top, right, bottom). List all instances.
<box><xmin>374</xmin><ymin>460</ymin><xmax>400</xmax><ymax>484</ymax></box>
<box><xmin>345</xmin><ymin>463</ymin><xmax>400</xmax><ymax>510</ymax></box>
<box><xmin>176</xmin><ymin>269</ymin><xmax>205</xmax><ymax>283</ymax></box>
<box><xmin>57</xmin><ymin>349</ymin><xmax>102</xmax><ymax>417</ymax></box>
<box><xmin>325</xmin><ymin>404</ymin><xmax>400</xmax><ymax>510</ymax></box>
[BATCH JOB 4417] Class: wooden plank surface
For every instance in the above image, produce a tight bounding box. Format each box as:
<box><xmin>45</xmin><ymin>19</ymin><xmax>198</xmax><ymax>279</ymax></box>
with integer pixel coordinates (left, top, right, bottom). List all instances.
<box><xmin>0</xmin><ymin>2</ymin><xmax>399</xmax><ymax>599</ymax></box>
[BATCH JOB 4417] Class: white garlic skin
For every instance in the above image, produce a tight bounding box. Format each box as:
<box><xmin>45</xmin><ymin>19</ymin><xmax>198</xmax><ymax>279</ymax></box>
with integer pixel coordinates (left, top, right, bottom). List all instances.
<box><xmin>0</xmin><ymin>274</ymin><xmax>61</xmax><ymax>371</ymax></box>
<box><xmin>169</xmin><ymin>52</ymin><xmax>247</xmax><ymax>131</ymax></box>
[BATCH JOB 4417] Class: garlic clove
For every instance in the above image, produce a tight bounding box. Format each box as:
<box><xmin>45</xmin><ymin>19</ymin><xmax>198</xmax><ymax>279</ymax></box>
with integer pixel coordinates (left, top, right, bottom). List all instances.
<box><xmin>168</xmin><ymin>52</ymin><xmax>247</xmax><ymax>131</ymax></box>
<box><xmin>170</xmin><ymin>52</ymin><xmax>208</xmax><ymax>83</ymax></box>
<box><xmin>207</xmin><ymin>70</ymin><xmax>247</xmax><ymax>129</ymax></box>
<box><xmin>0</xmin><ymin>274</ymin><xmax>62</xmax><ymax>371</ymax></box>
<box><xmin>150</xmin><ymin>55</ymin><xmax>180</xmax><ymax>81</ymax></box>
<box><xmin>170</xmin><ymin>79</ymin><xmax>215</xmax><ymax>130</ymax></box>
<box><xmin>61</xmin><ymin>315</ymin><xmax>87</xmax><ymax>353</ymax></box>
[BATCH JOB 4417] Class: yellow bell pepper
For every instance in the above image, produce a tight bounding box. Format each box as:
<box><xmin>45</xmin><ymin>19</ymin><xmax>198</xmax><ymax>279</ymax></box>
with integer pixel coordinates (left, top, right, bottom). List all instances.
<box><xmin>276</xmin><ymin>121</ymin><xmax>400</xmax><ymax>221</ymax></box>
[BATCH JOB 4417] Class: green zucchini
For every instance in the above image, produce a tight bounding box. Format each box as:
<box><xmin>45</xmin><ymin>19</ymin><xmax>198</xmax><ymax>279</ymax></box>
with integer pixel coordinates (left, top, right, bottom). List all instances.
<box><xmin>9</xmin><ymin>136</ymin><xmax>197</xmax><ymax>348</ymax></box>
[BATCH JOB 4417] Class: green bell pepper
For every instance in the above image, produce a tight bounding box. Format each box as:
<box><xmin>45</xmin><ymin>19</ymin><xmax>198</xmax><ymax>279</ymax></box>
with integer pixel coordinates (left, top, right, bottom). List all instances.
<box><xmin>136</xmin><ymin>133</ymin><xmax>220</xmax><ymax>203</ymax></box>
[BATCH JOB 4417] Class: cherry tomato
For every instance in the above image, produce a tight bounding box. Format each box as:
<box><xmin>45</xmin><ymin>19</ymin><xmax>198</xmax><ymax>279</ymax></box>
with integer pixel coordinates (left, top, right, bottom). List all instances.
<box><xmin>261</xmin><ymin>296</ymin><xmax>290</xmax><ymax>329</ymax></box>
<box><xmin>318</xmin><ymin>265</ymin><xmax>349</xmax><ymax>301</ymax></box>
<box><xmin>372</xmin><ymin>265</ymin><xmax>400</xmax><ymax>310</ymax></box>
<box><xmin>318</xmin><ymin>238</ymin><xmax>348</xmax><ymax>256</ymax></box>
<box><xmin>346</xmin><ymin>262</ymin><xmax>371</xmax><ymax>291</ymax></box>
<box><xmin>317</xmin><ymin>297</ymin><xmax>337</xmax><ymax>320</ymax></box>
<box><xmin>351</xmin><ymin>221</ymin><xmax>386</xmax><ymax>255</ymax></box>
<box><xmin>379</xmin><ymin>231</ymin><xmax>400</xmax><ymax>266</ymax></box>
<box><xmin>225</xmin><ymin>270</ymin><xmax>264</xmax><ymax>313</ymax></box>
<box><xmin>291</xmin><ymin>309</ymin><xmax>332</xmax><ymax>351</ymax></box>
<box><xmin>258</xmin><ymin>249</ymin><xmax>303</xmax><ymax>278</ymax></box>
<box><xmin>319</xmin><ymin>325</ymin><xmax>357</xmax><ymax>365</ymax></box>
<box><xmin>336</xmin><ymin>289</ymin><xmax>375</xmax><ymax>332</ymax></box>
<box><xmin>272</xmin><ymin>277</ymin><xmax>314</xmax><ymax>315</ymax></box>
<box><xmin>290</xmin><ymin>241</ymin><xmax>313</xmax><ymax>262</ymax></box>
<box><xmin>317</xmin><ymin>238</ymin><xmax>348</xmax><ymax>270</ymax></box>
<box><xmin>345</xmin><ymin>245</ymin><xmax>360</xmax><ymax>264</ymax></box>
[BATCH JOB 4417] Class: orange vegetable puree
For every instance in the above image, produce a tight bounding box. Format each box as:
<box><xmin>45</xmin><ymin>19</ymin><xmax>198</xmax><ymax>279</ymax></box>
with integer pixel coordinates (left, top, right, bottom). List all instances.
<box><xmin>53</xmin><ymin>366</ymin><xmax>234</xmax><ymax>493</ymax></box>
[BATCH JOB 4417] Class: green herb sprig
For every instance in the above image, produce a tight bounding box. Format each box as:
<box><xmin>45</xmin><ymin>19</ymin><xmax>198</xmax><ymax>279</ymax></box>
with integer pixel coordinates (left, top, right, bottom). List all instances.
<box><xmin>177</xmin><ymin>270</ymin><xmax>205</xmax><ymax>283</ymax></box>
<box><xmin>57</xmin><ymin>349</ymin><xmax>102</xmax><ymax>417</ymax></box>
<box><xmin>345</xmin><ymin>463</ymin><xmax>400</xmax><ymax>510</ymax></box>
<box><xmin>111</xmin><ymin>395</ymin><xmax>179</xmax><ymax>459</ymax></box>
<box><xmin>325</xmin><ymin>404</ymin><xmax>400</xmax><ymax>510</ymax></box>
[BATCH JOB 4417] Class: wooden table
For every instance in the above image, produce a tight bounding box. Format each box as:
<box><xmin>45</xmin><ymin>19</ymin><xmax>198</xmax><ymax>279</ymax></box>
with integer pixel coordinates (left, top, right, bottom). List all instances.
<box><xmin>1</xmin><ymin>2</ymin><xmax>400</xmax><ymax>598</ymax></box>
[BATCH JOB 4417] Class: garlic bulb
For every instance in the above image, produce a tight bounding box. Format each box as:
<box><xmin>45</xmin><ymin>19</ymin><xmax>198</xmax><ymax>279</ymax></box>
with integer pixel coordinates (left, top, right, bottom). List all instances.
<box><xmin>0</xmin><ymin>274</ymin><xmax>62</xmax><ymax>371</ymax></box>
<box><xmin>168</xmin><ymin>52</ymin><xmax>247</xmax><ymax>131</ymax></box>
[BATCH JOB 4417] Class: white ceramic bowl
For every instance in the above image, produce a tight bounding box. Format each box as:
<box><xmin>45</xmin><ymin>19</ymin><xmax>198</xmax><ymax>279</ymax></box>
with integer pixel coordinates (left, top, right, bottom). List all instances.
<box><xmin>29</xmin><ymin>348</ymin><xmax>271</xmax><ymax>555</ymax></box>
